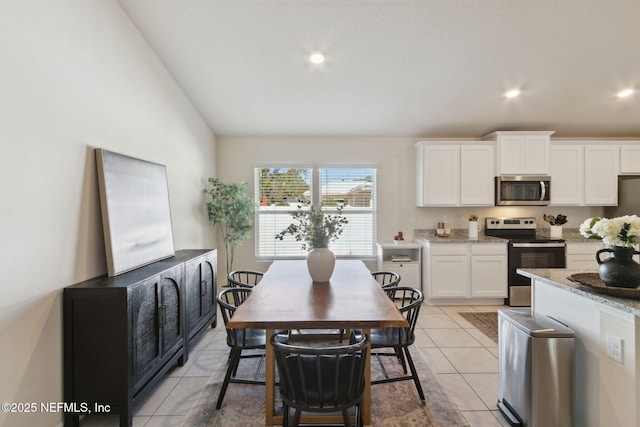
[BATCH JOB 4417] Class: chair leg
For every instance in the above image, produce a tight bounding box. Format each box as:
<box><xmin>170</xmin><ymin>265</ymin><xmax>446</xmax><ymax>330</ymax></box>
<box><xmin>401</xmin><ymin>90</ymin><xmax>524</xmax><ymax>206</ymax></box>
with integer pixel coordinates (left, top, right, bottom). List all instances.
<box><xmin>342</xmin><ymin>408</ymin><xmax>352</xmax><ymax>427</ymax></box>
<box><xmin>216</xmin><ymin>347</ymin><xmax>241</xmax><ymax>409</ymax></box>
<box><xmin>291</xmin><ymin>408</ymin><xmax>301</xmax><ymax>427</ymax></box>
<box><xmin>403</xmin><ymin>347</ymin><xmax>425</xmax><ymax>401</ymax></box>
<box><xmin>395</xmin><ymin>345</ymin><xmax>408</xmax><ymax>373</ymax></box>
<box><xmin>282</xmin><ymin>403</ymin><xmax>289</xmax><ymax>427</ymax></box>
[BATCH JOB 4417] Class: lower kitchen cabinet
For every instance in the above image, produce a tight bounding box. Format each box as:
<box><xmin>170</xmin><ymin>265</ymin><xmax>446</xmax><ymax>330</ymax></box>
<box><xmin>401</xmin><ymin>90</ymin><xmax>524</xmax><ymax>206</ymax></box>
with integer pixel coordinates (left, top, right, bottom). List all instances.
<box><xmin>470</xmin><ymin>244</ymin><xmax>508</xmax><ymax>297</ymax></box>
<box><xmin>566</xmin><ymin>242</ymin><xmax>603</xmax><ymax>270</ymax></box>
<box><xmin>64</xmin><ymin>249</ymin><xmax>216</xmax><ymax>427</ymax></box>
<box><xmin>429</xmin><ymin>244</ymin><xmax>469</xmax><ymax>298</ymax></box>
<box><xmin>423</xmin><ymin>242</ymin><xmax>507</xmax><ymax>303</ymax></box>
<box><xmin>566</xmin><ymin>241</ymin><xmax>639</xmax><ymax>270</ymax></box>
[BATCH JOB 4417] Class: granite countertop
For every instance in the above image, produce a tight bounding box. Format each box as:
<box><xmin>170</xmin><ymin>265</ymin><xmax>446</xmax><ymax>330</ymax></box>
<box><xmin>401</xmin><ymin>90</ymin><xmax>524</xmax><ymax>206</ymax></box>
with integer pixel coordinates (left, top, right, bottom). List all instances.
<box><xmin>415</xmin><ymin>227</ymin><xmax>594</xmax><ymax>244</ymax></box>
<box><xmin>536</xmin><ymin>228</ymin><xmax>591</xmax><ymax>242</ymax></box>
<box><xmin>415</xmin><ymin>229</ymin><xmax>507</xmax><ymax>244</ymax></box>
<box><xmin>518</xmin><ymin>268</ymin><xmax>640</xmax><ymax>316</ymax></box>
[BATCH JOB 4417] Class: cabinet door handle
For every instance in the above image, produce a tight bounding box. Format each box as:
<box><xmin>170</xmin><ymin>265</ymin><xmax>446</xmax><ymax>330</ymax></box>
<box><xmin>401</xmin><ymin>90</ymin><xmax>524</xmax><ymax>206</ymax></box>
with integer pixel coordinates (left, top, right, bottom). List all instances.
<box><xmin>159</xmin><ymin>304</ymin><xmax>166</xmax><ymax>326</ymax></box>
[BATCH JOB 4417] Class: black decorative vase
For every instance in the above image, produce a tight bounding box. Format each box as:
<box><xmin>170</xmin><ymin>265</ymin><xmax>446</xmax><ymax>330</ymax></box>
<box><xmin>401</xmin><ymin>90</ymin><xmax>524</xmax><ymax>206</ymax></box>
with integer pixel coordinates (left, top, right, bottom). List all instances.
<box><xmin>596</xmin><ymin>247</ymin><xmax>640</xmax><ymax>288</ymax></box>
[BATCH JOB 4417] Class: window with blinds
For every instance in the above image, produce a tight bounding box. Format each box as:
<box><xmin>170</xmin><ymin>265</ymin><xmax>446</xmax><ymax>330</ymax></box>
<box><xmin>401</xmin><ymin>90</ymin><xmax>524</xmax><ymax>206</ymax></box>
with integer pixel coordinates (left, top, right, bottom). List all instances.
<box><xmin>255</xmin><ymin>166</ymin><xmax>376</xmax><ymax>258</ymax></box>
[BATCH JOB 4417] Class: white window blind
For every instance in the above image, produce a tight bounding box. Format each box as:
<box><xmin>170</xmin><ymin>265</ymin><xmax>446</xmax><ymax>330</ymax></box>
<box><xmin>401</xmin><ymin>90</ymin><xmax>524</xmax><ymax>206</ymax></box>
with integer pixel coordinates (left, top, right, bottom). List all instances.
<box><xmin>255</xmin><ymin>166</ymin><xmax>376</xmax><ymax>258</ymax></box>
<box><xmin>319</xmin><ymin>168</ymin><xmax>376</xmax><ymax>257</ymax></box>
<box><xmin>255</xmin><ymin>167</ymin><xmax>312</xmax><ymax>258</ymax></box>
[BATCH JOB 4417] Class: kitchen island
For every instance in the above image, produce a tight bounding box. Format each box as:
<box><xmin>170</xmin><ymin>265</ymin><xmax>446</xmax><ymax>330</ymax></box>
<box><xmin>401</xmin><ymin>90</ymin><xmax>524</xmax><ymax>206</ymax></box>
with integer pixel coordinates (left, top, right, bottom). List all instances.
<box><xmin>518</xmin><ymin>268</ymin><xmax>640</xmax><ymax>427</ymax></box>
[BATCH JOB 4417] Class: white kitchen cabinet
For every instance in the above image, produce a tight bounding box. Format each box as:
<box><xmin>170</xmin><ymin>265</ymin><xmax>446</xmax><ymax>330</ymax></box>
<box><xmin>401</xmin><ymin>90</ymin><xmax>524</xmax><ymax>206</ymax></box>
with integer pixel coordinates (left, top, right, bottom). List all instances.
<box><xmin>470</xmin><ymin>243</ymin><xmax>508</xmax><ymax>297</ymax></box>
<box><xmin>484</xmin><ymin>131</ymin><xmax>554</xmax><ymax>175</ymax></box>
<box><xmin>550</xmin><ymin>144</ymin><xmax>584</xmax><ymax>205</ymax></box>
<box><xmin>429</xmin><ymin>244</ymin><xmax>469</xmax><ymax>298</ymax></box>
<box><xmin>584</xmin><ymin>145</ymin><xmax>619</xmax><ymax>205</ymax></box>
<box><xmin>416</xmin><ymin>144</ymin><xmax>459</xmax><ymax>206</ymax></box>
<box><xmin>619</xmin><ymin>143</ymin><xmax>640</xmax><ymax>174</ymax></box>
<box><xmin>376</xmin><ymin>243</ymin><xmax>421</xmax><ymax>289</ymax></box>
<box><xmin>460</xmin><ymin>145</ymin><xmax>495</xmax><ymax>205</ymax></box>
<box><xmin>423</xmin><ymin>241</ymin><xmax>507</xmax><ymax>303</ymax></box>
<box><xmin>551</xmin><ymin>143</ymin><xmax>619</xmax><ymax>206</ymax></box>
<box><xmin>416</xmin><ymin>142</ymin><xmax>494</xmax><ymax>206</ymax></box>
<box><xmin>566</xmin><ymin>242</ymin><xmax>603</xmax><ymax>270</ymax></box>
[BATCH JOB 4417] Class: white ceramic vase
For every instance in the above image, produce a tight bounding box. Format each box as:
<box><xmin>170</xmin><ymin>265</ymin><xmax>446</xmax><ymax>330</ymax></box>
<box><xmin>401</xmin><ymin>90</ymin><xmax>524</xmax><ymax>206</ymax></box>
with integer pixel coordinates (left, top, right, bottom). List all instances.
<box><xmin>550</xmin><ymin>225</ymin><xmax>563</xmax><ymax>238</ymax></box>
<box><xmin>468</xmin><ymin>221</ymin><xmax>479</xmax><ymax>239</ymax></box>
<box><xmin>306</xmin><ymin>247</ymin><xmax>336</xmax><ymax>282</ymax></box>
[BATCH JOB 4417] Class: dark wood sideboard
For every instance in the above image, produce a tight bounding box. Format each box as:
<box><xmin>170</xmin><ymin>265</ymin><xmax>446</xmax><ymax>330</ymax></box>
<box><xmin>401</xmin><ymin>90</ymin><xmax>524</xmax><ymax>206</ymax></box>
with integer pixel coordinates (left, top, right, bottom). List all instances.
<box><xmin>63</xmin><ymin>249</ymin><xmax>217</xmax><ymax>427</ymax></box>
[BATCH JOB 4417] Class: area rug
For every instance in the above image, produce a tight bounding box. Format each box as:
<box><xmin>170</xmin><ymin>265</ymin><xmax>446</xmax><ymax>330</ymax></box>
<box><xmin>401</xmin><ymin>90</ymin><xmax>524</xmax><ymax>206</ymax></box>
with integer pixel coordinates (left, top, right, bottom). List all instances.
<box><xmin>182</xmin><ymin>347</ymin><xmax>468</xmax><ymax>426</ymax></box>
<box><xmin>458</xmin><ymin>312</ymin><xmax>499</xmax><ymax>344</ymax></box>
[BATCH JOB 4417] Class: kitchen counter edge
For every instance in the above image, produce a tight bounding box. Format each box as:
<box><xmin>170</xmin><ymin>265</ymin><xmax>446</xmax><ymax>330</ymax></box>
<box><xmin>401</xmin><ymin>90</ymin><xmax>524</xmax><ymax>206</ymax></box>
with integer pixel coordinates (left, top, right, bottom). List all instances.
<box><xmin>518</xmin><ymin>268</ymin><xmax>640</xmax><ymax>316</ymax></box>
<box><xmin>415</xmin><ymin>232</ymin><xmax>507</xmax><ymax>244</ymax></box>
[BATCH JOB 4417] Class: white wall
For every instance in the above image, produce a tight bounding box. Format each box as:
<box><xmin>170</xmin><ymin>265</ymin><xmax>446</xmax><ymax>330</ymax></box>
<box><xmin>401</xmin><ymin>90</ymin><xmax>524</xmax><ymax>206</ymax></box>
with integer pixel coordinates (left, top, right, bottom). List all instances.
<box><xmin>0</xmin><ymin>1</ymin><xmax>216</xmax><ymax>426</ymax></box>
<box><xmin>217</xmin><ymin>136</ymin><xmax>605</xmax><ymax>275</ymax></box>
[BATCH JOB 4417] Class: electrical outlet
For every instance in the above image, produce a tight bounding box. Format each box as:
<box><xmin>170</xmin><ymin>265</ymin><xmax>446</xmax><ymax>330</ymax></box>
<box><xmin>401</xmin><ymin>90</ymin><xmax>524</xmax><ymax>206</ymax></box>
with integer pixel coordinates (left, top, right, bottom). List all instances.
<box><xmin>606</xmin><ymin>334</ymin><xmax>623</xmax><ymax>363</ymax></box>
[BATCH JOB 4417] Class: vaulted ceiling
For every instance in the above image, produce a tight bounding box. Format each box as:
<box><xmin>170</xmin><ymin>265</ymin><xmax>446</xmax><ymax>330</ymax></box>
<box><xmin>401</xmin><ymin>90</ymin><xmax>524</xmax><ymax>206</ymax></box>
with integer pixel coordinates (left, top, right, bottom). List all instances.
<box><xmin>118</xmin><ymin>0</ymin><xmax>640</xmax><ymax>138</ymax></box>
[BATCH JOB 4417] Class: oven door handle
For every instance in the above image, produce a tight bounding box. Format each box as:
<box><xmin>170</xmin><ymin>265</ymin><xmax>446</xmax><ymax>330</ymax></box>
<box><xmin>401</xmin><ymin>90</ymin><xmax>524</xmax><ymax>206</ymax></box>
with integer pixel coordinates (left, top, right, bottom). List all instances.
<box><xmin>511</xmin><ymin>242</ymin><xmax>566</xmax><ymax>248</ymax></box>
<box><xmin>540</xmin><ymin>180</ymin><xmax>546</xmax><ymax>201</ymax></box>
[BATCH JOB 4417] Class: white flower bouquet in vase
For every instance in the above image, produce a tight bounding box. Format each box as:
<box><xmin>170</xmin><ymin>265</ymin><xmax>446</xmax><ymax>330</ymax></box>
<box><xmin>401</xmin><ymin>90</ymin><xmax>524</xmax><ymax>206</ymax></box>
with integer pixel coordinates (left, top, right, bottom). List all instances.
<box><xmin>580</xmin><ymin>215</ymin><xmax>640</xmax><ymax>288</ymax></box>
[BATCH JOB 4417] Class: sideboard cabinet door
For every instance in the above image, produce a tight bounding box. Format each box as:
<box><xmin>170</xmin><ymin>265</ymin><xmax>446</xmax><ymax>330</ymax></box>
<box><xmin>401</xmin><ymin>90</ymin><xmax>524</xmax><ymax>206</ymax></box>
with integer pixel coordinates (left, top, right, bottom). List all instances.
<box><xmin>131</xmin><ymin>278</ymin><xmax>162</xmax><ymax>392</ymax></box>
<box><xmin>159</xmin><ymin>268</ymin><xmax>184</xmax><ymax>363</ymax></box>
<box><xmin>184</xmin><ymin>249</ymin><xmax>218</xmax><ymax>344</ymax></box>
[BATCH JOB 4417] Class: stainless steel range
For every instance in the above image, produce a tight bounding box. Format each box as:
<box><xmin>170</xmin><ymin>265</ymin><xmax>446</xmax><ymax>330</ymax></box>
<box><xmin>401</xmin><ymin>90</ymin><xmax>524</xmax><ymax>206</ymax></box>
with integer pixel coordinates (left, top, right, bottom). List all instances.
<box><xmin>485</xmin><ymin>217</ymin><xmax>566</xmax><ymax>306</ymax></box>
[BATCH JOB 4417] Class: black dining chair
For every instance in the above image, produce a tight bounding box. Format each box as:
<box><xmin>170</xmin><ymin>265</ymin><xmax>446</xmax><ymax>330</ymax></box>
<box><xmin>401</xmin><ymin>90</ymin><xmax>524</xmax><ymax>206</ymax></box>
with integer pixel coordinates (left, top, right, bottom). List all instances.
<box><xmin>367</xmin><ymin>286</ymin><xmax>425</xmax><ymax>401</ymax></box>
<box><xmin>271</xmin><ymin>333</ymin><xmax>369</xmax><ymax>427</ymax></box>
<box><xmin>371</xmin><ymin>271</ymin><xmax>401</xmax><ymax>288</ymax></box>
<box><xmin>337</xmin><ymin>270</ymin><xmax>401</xmax><ymax>342</ymax></box>
<box><xmin>228</xmin><ymin>269</ymin><xmax>264</xmax><ymax>288</ymax></box>
<box><xmin>215</xmin><ymin>287</ymin><xmax>266</xmax><ymax>409</ymax></box>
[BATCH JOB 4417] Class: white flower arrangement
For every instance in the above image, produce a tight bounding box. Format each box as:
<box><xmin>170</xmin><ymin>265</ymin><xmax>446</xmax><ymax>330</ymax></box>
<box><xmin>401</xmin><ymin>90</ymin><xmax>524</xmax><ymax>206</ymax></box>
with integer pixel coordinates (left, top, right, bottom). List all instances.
<box><xmin>580</xmin><ymin>215</ymin><xmax>640</xmax><ymax>248</ymax></box>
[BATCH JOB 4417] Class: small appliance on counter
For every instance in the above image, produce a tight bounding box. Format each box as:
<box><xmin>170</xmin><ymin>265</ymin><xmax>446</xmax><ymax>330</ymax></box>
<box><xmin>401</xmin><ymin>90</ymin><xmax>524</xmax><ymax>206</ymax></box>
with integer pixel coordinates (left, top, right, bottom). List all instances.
<box><xmin>485</xmin><ymin>217</ymin><xmax>566</xmax><ymax>306</ymax></box>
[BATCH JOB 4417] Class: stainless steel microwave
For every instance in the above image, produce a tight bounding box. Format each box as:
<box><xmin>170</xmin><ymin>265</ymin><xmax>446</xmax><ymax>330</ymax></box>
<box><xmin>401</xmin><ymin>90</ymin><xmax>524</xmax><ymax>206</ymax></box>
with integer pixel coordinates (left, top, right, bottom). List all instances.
<box><xmin>495</xmin><ymin>176</ymin><xmax>551</xmax><ymax>206</ymax></box>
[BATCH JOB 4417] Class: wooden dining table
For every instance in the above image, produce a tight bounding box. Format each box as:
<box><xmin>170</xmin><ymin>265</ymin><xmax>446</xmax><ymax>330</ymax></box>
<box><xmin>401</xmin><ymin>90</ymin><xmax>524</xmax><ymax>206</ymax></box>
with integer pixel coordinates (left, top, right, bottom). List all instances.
<box><xmin>226</xmin><ymin>259</ymin><xmax>409</xmax><ymax>425</ymax></box>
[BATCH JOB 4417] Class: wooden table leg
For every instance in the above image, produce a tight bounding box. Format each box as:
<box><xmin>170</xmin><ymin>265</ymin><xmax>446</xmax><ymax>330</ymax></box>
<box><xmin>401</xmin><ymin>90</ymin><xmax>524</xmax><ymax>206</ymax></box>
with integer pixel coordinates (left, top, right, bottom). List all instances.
<box><xmin>363</xmin><ymin>328</ymin><xmax>371</xmax><ymax>425</ymax></box>
<box><xmin>265</xmin><ymin>328</ymin><xmax>276</xmax><ymax>425</ymax></box>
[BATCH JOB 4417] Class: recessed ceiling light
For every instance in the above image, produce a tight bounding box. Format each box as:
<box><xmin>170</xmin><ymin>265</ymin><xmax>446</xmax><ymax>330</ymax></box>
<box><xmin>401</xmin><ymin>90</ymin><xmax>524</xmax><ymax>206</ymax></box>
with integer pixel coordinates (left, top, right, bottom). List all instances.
<box><xmin>309</xmin><ymin>52</ymin><xmax>325</xmax><ymax>65</ymax></box>
<box><xmin>617</xmin><ymin>88</ymin><xmax>635</xmax><ymax>98</ymax></box>
<box><xmin>505</xmin><ymin>89</ymin><xmax>521</xmax><ymax>99</ymax></box>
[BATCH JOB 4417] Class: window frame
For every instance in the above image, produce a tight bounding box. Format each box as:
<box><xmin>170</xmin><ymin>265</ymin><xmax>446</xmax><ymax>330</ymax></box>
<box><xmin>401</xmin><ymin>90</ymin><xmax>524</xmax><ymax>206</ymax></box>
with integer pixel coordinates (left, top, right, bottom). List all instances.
<box><xmin>254</xmin><ymin>165</ymin><xmax>377</xmax><ymax>260</ymax></box>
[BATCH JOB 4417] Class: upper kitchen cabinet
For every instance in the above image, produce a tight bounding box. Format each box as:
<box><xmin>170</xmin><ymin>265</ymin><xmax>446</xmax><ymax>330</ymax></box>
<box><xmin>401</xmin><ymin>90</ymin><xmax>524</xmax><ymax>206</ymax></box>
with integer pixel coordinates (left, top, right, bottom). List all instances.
<box><xmin>551</xmin><ymin>143</ymin><xmax>619</xmax><ymax>206</ymax></box>
<box><xmin>416</xmin><ymin>142</ymin><xmax>494</xmax><ymax>207</ymax></box>
<box><xmin>484</xmin><ymin>131</ymin><xmax>554</xmax><ymax>175</ymax></box>
<box><xmin>619</xmin><ymin>142</ymin><xmax>640</xmax><ymax>174</ymax></box>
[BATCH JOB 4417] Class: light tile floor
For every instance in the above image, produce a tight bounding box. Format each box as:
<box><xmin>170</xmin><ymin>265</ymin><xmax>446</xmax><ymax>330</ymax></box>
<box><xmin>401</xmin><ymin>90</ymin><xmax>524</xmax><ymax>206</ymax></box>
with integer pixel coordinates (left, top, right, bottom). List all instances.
<box><xmin>81</xmin><ymin>304</ymin><xmax>511</xmax><ymax>427</ymax></box>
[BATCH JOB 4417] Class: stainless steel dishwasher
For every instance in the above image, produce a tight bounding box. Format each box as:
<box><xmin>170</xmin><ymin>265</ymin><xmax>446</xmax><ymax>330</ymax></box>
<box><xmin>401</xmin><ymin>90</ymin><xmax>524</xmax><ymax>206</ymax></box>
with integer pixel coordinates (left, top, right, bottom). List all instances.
<box><xmin>498</xmin><ymin>308</ymin><xmax>575</xmax><ymax>427</ymax></box>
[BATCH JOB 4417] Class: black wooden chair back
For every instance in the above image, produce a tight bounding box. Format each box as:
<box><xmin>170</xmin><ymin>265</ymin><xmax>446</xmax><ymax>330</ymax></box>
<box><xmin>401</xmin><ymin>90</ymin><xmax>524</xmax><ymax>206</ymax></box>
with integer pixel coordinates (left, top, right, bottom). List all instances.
<box><xmin>371</xmin><ymin>271</ymin><xmax>401</xmax><ymax>289</ymax></box>
<box><xmin>271</xmin><ymin>333</ymin><xmax>369</xmax><ymax>427</ymax></box>
<box><xmin>228</xmin><ymin>270</ymin><xmax>263</xmax><ymax>288</ymax></box>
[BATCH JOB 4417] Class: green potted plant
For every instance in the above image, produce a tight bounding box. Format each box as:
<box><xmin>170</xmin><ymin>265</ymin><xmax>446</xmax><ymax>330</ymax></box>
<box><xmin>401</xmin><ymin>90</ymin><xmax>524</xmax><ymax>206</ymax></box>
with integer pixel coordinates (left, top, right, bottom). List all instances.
<box><xmin>204</xmin><ymin>178</ymin><xmax>255</xmax><ymax>275</ymax></box>
<box><xmin>275</xmin><ymin>204</ymin><xmax>348</xmax><ymax>282</ymax></box>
